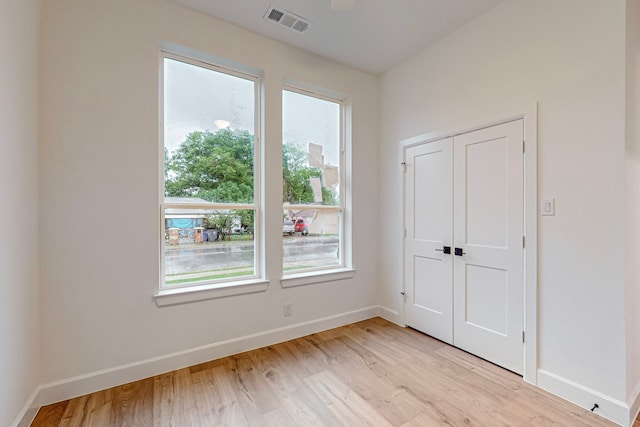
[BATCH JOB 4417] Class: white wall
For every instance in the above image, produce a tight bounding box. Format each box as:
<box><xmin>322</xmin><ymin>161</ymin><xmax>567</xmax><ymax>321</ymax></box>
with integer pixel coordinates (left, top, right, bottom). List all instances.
<box><xmin>39</xmin><ymin>0</ymin><xmax>379</xmax><ymax>390</ymax></box>
<box><xmin>0</xmin><ymin>0</ymin><xmax>41</xmax><ymax>425</ymax></box>
<box><xmin>380</xmin><ymin>0</ymin><xmax>628</xmax><ymax>413</ymax></box>
<box><xmin>626</xmin><ymin>0</ymin><xmax>640</xmax><ymax>419</ymax></box>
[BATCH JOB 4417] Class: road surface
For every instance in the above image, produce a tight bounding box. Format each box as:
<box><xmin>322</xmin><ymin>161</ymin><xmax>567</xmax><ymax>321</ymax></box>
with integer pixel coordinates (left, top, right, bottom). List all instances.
<box><xmin>164</xmin><ymin>235</ymin><xmax>339</xmax><ymax>278</ymax></box>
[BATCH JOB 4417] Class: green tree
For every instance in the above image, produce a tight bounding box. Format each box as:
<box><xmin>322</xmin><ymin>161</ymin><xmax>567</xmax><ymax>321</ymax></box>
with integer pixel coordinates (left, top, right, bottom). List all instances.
<box><xmin>282</xmin><ymin>142</ymin><xmax>321</xmax><ymax>204</ymax></box>
<box><xmin>165</xmin><ymin>129</ymin><xmax>254</xmax><ymax>203</ymax></box>
<box><xmin>321</xmin><ymin>186</ymin><xmax>338</xmax><ymax>206</ymax></box>
<box><xmin>204</xmin><ymin>211</ymin><xmax>234</xmax><ymax>241</ymax></box>
<box><xmin>282</xmin><ymin>142</ymin><xmax>339</xmax><ymax>206</ymax></box>
<box><xmin>238</xmin><ymin>209</ymin><xmax>254</xmax><ymax>234</ymax></box>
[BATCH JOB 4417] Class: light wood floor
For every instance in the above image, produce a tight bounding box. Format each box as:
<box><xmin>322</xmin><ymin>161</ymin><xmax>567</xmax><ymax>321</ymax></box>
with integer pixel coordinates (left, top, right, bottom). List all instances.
<box><xmin>32</xmin><ymin>317</ymin><xmax>638</xmax><ymax>426</ymax></box>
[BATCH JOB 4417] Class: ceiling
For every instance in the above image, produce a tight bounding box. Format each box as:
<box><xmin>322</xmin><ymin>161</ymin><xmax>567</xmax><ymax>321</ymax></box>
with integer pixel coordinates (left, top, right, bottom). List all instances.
<box><xmin>173</xmin><ymin>0</ymin><xmax>503</xmax><ymax>75</ymax></box>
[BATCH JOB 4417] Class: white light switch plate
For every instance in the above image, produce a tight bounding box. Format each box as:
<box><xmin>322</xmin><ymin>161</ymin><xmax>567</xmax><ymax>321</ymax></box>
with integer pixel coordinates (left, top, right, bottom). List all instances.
<box><xmin>542</xmin><ymin>198</ymin><xmax>555</xmax><ymax>216</ymax></box>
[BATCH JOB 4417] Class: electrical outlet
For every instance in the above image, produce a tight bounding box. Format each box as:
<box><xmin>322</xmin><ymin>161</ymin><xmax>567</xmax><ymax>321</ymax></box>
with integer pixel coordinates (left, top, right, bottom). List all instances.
<box><xmin>283</xmin><ymin>303</ymin><xmax>293</xmax><ymax>317</ymax></box>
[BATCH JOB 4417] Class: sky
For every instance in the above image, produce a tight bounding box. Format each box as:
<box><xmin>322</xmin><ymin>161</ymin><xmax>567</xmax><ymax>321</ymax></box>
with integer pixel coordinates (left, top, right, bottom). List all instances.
<box><xmin>164</xmin><ymin>57</ymin><xmax>254</xmax><ymax>154</ymax></box>
<box><xmin>164</xmin><ymin>57</ymin><xmax>340</xmax><ymax>166</ymax></box>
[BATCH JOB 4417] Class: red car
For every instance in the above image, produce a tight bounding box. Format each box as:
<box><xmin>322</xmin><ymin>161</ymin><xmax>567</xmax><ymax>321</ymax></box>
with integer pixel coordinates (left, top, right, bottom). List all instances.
<box><xmin>294</xmin><ymin>218</ymin><xmax>309</xmax><ymax>235</ymax></box>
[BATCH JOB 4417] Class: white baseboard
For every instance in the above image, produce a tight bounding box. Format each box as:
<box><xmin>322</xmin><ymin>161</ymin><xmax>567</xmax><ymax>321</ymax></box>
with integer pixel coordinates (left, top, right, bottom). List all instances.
<box><xmin>377</xmin><ymin>305</ymin><xmax>403</xmax><ymax>326</ymax></box>
<box><xmin>537</xmin><ymin>369</ymin><xmax>631</xmax><ymax>426</ymax></box>
<box><xmin>16</xmin><ymin>306</ymin><xmax>380</xmax><ymax>425</ymax></box>
<box><xmin>12</xmin><ymin>386</ymin><xmax>41</xmax><ymax>427</ymax></box>
<box><xmin>628</xmin><ymin>380</ymin><xmax>640</xmax><ymax>427</ymax></box>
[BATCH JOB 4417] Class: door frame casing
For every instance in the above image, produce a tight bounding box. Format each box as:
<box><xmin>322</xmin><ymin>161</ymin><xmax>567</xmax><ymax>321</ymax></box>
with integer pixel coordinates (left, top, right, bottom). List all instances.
<box><xmin>400</xmin><ymin>103</ymin><xmax>538</xmax><ymax>385</ymax></box>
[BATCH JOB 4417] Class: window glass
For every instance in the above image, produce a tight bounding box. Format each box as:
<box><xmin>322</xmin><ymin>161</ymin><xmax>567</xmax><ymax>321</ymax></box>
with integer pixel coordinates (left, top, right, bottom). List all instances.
<box><xmin>162</xmin><ymin>55</ymin><xmax>258</xmax><ymax>288</ymax></box>
<box><xmin>282</xmin><ymin>89</ymin><xmax>343</xmax><ymax>274</ymax></box>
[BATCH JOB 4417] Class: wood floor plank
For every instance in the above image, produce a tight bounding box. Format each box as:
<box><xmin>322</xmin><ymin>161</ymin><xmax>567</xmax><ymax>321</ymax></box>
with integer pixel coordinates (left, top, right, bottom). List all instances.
<box><xmin>321</xmin><ymin>336</ymin><xmax>425</xmax><ymax>425</ymax></box>
<box><xmin>191</xmin><ymin>363</ymin><xmax>247</xmax><ymax>426</ymax></box>
<box><xmin>252</xmin><ymin>345</ymin><xmax>302</xmax><ymax>399</ymax></box>
<box><xmin>153</xmin><ymin>368</ymin><xmax>203</xmax><ymax>427</ymax></box>
<box><xmin>109</xmin><ymin>377</ymin><xmax>154</xmax><ymax>427</ymax></box>
<box><xmin>152</xmin><ymin>371</ymin><xmax>177</xmax><ymax>427</ymax></box>
<box><xmin>341</xmin><ymin>323</ymin><xmax>415</xmax><ymax>366</ymax></box>
<box><xmin>271</xmin><ymin>338</ymin><xmax>331</xmax><ymax>378</ymax></box>
<box><xmin>304</xmin><ymin>370</ymin><xmax>393</xmax><ymax>427</ymax></box>
<box><xmin>248</xmin><ymin>406</ymin><xmax>300</xmax><ymax>427</ymax></box>
<box><xmin>31</xmin><ymin>400</ymin><xmax>69</xmax><ymax>427</ymax></box>
<box><xmin>280</xmin><ymin>381</ymin><xmax>345</xmax><ymax>426</ymax></box>
<box><xmin>58</xmin><ymin>395</ymin><xmax>90</xmax><ymax>427</ymax></box>
<box><xmin>31</xmin><ymin>317</ymin><xmax>633</xmax><ymax>427</ymax></box>
<box><xmin>225</xmin><ymin>351</ymin><xmax>282</xmax><ymax>422</ymax></box>
<box><xmin>78</xmin><ymin>387</ymin><xmax>115</xmax><ymax>426</ymax></box>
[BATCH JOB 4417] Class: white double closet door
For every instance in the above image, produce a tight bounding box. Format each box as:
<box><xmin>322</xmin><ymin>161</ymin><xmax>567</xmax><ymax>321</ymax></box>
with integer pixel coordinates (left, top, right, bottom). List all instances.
<box><xmin>404</xmin><ymin>120</ymin><xmax>524</xmax><ymax>375</ymax></box>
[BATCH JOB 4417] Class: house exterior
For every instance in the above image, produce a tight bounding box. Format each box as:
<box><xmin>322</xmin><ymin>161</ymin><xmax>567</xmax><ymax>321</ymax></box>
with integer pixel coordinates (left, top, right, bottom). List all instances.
<box><xmin>285</xmin><ymin>208</ymin><xmax>340</xmax><ymax>235</ymax></box>
<box><xmin>164</xmin><ymin>197</ymin><xmax>209</xmax><ymax>230</ymax></box>
<box><xmin>3</xmin><ymin>1</ymin><xmax>640</xmax><ymax>426</ymax></box>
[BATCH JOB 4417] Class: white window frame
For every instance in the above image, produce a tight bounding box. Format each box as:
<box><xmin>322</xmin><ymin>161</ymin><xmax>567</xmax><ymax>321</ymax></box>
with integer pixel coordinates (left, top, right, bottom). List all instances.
<box><xmin>155</xmin><ymin>50</ymin><xmax>267</xmax><ymax>306</ymax></box>
<box><xmin>280</xmin><ymin>86</ymin><xmax>355</xmax><ymax>287</ymax></box>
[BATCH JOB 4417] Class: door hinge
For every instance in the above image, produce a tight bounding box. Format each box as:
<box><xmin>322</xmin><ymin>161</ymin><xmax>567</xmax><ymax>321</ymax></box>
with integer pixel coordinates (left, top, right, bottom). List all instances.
<box><xmin>522</xmin><ymin>140</ymin><xmax>525</xmax><ymax>153</ymax></box>
<box><xmin>522</xmin><ymin>330</ymin><xmax>525</xmax><ymax>343</ymax></box>
<box><xmin>522</xmin><ymin>236</ymin><xmax>525</xmax><ymax>248</ymax></box>
<box><xmin>404</xmin><ymin>228</ymin><xmax>407</xmax><ymax>238</ymax></box>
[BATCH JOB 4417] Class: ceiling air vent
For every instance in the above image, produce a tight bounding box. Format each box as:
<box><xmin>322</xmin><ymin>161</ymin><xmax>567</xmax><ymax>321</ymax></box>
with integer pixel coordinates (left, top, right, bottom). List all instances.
<box><xmin>264</xmin><ymin>6</ymin><xmax>311</xmax><ymax>33</ymax></box>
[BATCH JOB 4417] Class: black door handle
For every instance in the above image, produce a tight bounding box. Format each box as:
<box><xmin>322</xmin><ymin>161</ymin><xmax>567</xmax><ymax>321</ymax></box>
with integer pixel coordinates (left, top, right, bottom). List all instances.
<box><xmin>455</xmin><ymin>247</ymin><xmax>466</xmax><ymax>256</ymax></box>
<box><xmin>435</xmin><ymin>246</ymin><xmax>451</xmax><ymax>254</ymax></box>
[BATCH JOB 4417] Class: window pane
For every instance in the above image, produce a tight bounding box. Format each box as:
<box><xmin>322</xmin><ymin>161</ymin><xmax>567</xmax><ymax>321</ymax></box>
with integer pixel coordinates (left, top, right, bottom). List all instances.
<box><xmin>282</xmin><ymin>89</ymin><xmax>342</xmax><ymax>274</ymax></box>
<box><xmin>164</xmin><ymin>208</ymin><xmax>256</xmax><ymax>286</ymax></box>
<box><xmin>162</xmin><ymin>55</ymin><xmax>258</xmax><ymax>288</ymax></box>
<box><xmin>164</xmin><ymin>58</ymin><xmax>255</xmax><ymax>204</ymax></box>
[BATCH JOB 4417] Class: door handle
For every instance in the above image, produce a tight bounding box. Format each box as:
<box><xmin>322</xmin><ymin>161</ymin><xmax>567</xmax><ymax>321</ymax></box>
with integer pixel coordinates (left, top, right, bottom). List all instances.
<box><xmin>455</xmin><ymin>247</ymin><xmax>466</xmax><ymax>256</ymax></box>
<box><xmin>435</xmin><ymin>246</ymin><xmax>451</xmax><ymax>254</ymax></box>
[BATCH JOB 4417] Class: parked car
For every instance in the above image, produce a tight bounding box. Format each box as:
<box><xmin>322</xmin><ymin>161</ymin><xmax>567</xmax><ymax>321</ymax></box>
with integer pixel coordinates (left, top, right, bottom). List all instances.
<box><xmin>294</xmin><ymin>218</ymin><xmax>309</xmax><ymax>236</ymax></box>
<box><xmin>283</xmin><ymin>220</ymin><xmax>295</xmax><ymax>236</ymax></box>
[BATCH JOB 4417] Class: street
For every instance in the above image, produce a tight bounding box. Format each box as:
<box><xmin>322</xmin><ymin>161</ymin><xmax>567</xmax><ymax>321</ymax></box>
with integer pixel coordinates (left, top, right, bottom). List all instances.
<box><xmin>164</xmin><ymin>235</ymin><xmax>339</xmax><ymax>281</ymax></box>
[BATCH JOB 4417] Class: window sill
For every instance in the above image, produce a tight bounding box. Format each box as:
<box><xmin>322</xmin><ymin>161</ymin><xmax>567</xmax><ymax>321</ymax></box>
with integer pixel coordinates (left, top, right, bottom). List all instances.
<box><xmin>154</xmin><ymin>279</ymin><xmax>270</xmax><ymax>306</ymax></box>
<box><xmin>280</xmin><ymin>268</ymin><xmax>356</xmax><ymax>288</ymax></box>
